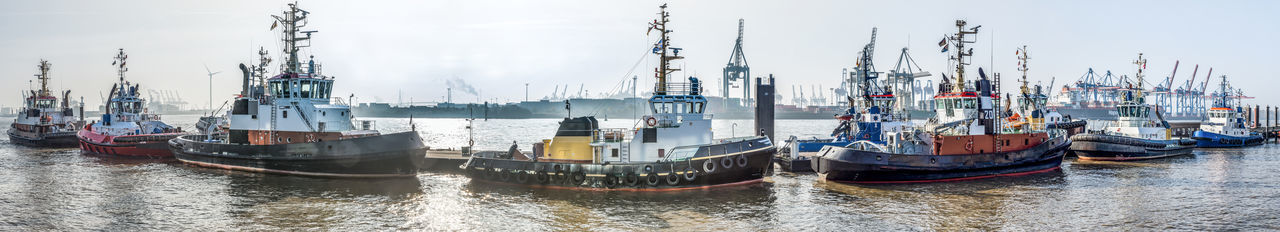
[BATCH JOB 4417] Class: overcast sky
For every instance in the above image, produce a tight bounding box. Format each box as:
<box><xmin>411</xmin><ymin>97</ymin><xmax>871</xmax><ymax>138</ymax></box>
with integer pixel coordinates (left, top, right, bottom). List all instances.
<box><xmin>2</xmin><ymin>0</ymin><xmax>1278</xmax><ymax>109</ymax></box>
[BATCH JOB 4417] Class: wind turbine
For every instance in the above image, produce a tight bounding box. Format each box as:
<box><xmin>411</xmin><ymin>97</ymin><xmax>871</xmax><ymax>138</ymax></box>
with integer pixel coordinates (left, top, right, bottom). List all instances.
<box><xmin>204</xmin><ymin>64</ymin><xmax>222</xmax><ymax>111</ymax></box>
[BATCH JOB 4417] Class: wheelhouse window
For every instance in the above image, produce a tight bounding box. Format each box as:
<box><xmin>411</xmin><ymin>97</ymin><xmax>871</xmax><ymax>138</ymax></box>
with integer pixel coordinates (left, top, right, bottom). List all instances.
<box><xmin>300</xmin><ymin>80</ymin><xmax>313</xmax><ymax>98</ymax></box>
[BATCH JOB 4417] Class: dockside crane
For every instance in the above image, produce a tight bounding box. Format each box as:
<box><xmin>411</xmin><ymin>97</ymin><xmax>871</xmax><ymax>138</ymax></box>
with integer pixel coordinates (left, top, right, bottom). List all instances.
<box><xmin>722</xmin><ymin>19</ymin><xmax>751</xmax><ymax>109</ymax></box>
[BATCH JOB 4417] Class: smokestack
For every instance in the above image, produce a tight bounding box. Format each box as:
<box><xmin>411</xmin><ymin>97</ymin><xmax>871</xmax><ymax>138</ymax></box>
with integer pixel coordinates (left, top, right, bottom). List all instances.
<box><xmin>239</xmin><ymin>63</ymin><xmax>250</xmax><ymax>96</ymax></box>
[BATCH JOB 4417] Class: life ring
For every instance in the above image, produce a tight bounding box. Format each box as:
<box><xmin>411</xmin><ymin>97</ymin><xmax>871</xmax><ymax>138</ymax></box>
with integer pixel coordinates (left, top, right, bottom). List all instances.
<box><xmin>646</xmin><ymin>117</ymin><xmax>658</xmax><ymax>127</ymax></box>
<box><xmin>535</xmin><ymin>170</ymin><xmax>550</xmax><ymax>184</ymax></box>
<box><xmin>721</xmin><ymin>157</ymin><xmax>734</xmax><ymax>169</ymax></box>
<box><xmin>703</xmin><ymin>160</ymin><xmax>717</xmax><ymax>173</ymax></box>
<box><xmin>603</xmin><ymin>174</ymin><xmax>619</xmax><ymax>188</ymax></box>
<box><xmin>570</xmin><ymin>170</ymin><xmax>587</xmax><ymax>186</ymax></box>
<box><xmin>645</xmin><ymin>171</ymin><xmax>661</xmax><ymax>186</ymax></box>
<box><xmin>736</xmin><ymin>155</ymin><xmax>748</xmax><ymax>168</ymax></box>
<box><xmin>665</xmin><ymin>170</ymin><xmax>681</xmax><ymax>185</ymax></box>
<box><xmin>514</xmin><ymin>170</ymin><xmax>530</xmax><ymax>183</ymax></box>
<box><xmin>964</xmin><ymin>139</ymin><xmax>975</xmax><ymax>151</ymax></box>
<box><xmin>682</xmin><ymin>166</ymin><xmax>696</xmax><ymax>181</ymax></box>
<box><xmin>625</xmin><ymin>173</ymin><xmax>640</xmax><ymax>186</ymax></box>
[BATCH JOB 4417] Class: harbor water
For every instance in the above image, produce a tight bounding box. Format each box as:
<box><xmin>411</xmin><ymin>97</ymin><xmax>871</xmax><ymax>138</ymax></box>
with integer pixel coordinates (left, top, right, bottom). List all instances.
<box><xmin>2</xmin><ymin>115</ymin><xmax>1278</xmax><ymax>230</ymax></box>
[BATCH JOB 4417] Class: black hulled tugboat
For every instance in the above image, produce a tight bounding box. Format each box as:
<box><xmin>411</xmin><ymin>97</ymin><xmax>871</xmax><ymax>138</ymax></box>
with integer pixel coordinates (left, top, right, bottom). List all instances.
<box><xmin>8</xmin><ymin>60</ymin><xmax>84</xmax><ymax>147</ymax></box>
<box><xmin>1068</xmin><ymin>53</ymin><xmax>1195</xmax><ymax>161</ymax></box>
<box><xmin>812</xmin><ymin>21</ymin><xmax>1070</xmax><ymax>184</ymax></box>
<box><xmin>169</xmin><ymin>3</ymin><xmax>427</xmax><ymax>177</ymax></box>
<box><xmin>78</xmin><ymin>49</ymin><xmax>186</xmax><ymax>158</ymax></box>
<box><xmin>461</xmin><ymin>4</ymin><xmax>775</xmax><ymax>191</ymax></box>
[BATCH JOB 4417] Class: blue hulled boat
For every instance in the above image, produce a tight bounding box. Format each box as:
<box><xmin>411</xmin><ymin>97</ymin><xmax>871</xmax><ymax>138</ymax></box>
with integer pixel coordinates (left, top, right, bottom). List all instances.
<box><xmin>1192</xmin><ymin>75</ymin><xmax>1263</xmax><ymax>148</ymax></box>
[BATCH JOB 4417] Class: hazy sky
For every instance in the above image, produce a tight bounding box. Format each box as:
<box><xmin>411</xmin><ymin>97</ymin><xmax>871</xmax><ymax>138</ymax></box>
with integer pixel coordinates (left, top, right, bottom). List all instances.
<box><xmin>2</xmin><ymin>0</ymin><xmax>1278</xmax><ymax>109</ymax></box>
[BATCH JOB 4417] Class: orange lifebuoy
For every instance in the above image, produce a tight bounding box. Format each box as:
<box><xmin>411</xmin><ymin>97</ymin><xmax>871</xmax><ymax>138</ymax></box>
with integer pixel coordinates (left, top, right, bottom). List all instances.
<box><xmin>964</xmin><ymin>139</ymin><xmax>974</xmax><ymax>151</ymax></box>
<box><xmin>646</xmin><ymin>117</ymin><xmax>658</xmax><ymax>127</ymax></box>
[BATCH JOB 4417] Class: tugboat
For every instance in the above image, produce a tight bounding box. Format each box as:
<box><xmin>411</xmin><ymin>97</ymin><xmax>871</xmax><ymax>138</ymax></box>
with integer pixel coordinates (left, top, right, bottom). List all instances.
<box><xmin>169</xmin><ymin>3</ymin><xmax>427</xmax><ymax>177</ymax></box>
<box><xmin>8</xmin><ymin>60</ymin><xmax>84</xmax><ymax>147</ymax></box>
<box><xmin>1069</xmin><ymin>53</ymin><xmax>1195</xmax><ymax>161</ymax></box>
<box><xmin>460</xmin><ymin>4</ymin><xmax>775</xmax><ymax>191</ymax></box>
<box><xmin>812</xmin><ymin>21</ymin><xmax>1071</xmax><ymax>184</ymax></box>
<box><xmin>77</xmin><ymin>49</ymin><xmax>185</xmax><ymax>158</ymax></box>
<box><xmin>1191</xmin><ymin>75</ymin><xmax>1263</xmax><ymax>148</ymax></box>
<box><xmin>776</xmin><ymin>27</ymin><xmax>913</xmax><ymax>172</ymax></box>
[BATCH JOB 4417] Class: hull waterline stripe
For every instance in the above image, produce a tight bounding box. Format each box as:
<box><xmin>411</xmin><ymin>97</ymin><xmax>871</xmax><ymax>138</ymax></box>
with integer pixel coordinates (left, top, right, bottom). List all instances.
<box><xmin>836</xmin><ymin>166</ymin><xmax>1062</xmax><ymax>184</ymax></box>
<box><xmin>178</xmin><ymin>159</ymin><xmax>416</xmax><ymax>178</ymax></box>
<box><xmin>475</xmin><ymin>178</ymin><xmax>764</xmax><ymax>192</ymax></box>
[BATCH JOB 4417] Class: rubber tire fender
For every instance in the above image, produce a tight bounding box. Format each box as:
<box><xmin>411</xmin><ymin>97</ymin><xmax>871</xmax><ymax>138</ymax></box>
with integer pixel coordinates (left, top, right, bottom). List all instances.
<box><xmin>603</xmin><ymin>174</ymin><xmax>619</xmax><ymax>188</ymax></box>
<box><xmin>625</xmin><ymin>172</ymin><xmax>640</xmax><ymax>186</ymax></box>
<box><xmin>703</xmin><ymin>159</ymin><xmax>717</xmax><ymax>173</ymax></box>
<box><xmin>665</xmin><ymin>170</ymin><xmax>681</xmax><ymax>185</ymax></box>
<box><xmin>570</xmin><ymin>170</ymin><xmax>587</xmax><ymax>186</ymax></box>
<box><xmin>645</xmin><ymin>171</ymin><xmax>661</xmax><ymax>187</ymax></box>
<box><xmin>736</xmin><ymin>155</ymin><xmax>749</xmax><ymax>168</ymax></box>
<box><xmin>721</xmin><ymin>157</ymin><xmax>734</xmax><ymax>169</ymax></box>
<box><xmin>682</xmin><ymin>166</ymin><xmax>697</xmax><ymax>182</ymax></box>
<box><xmin>535</xmin><ymin>170</ymin><xmax>550</xmax><ymax>184</ymax></box>
<box><xmin>515</xmin><ymin>170</ymin><xmax>530</xmax><ymax>184</ymax></box>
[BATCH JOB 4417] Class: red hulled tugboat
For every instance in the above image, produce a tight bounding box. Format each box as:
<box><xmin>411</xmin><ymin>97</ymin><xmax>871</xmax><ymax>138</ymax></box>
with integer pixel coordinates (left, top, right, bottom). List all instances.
<box><xmin>168</xmin><ymin>3</ymin><xmax>427</xmax><ymax>177</ymax></box>
<box><xmin>8</xmin><ymin>60</ymin><xmax>84</xmax><ymax>147</ymax></box>
<box><xmin>461</xmin><ymin>4</ymin><xmax>775</xmax><ymax>191</ymax></box>
<box><xmin>77</xmin><ymin>49</ymin><xmax>185</xmax><ymax>158</ymax></box>
<box><xmin>812</xmin><ymin>20</ymin><xmax>1070</xmax><ymax>184</ymax></box>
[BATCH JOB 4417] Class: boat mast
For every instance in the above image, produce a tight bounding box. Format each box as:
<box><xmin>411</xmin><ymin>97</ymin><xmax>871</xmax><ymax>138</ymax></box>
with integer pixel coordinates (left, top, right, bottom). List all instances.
<box><xmin>947</xmin><ymin>20</ymin><xmax>979</xmax><ymax>93</ymax></box>
<box><xmin>1132</xmin><ymin>53</ymin><xmax>1147</xmax><ymax>101</ymax></box>
<box><xmin>114</xmin><ymin>48</ymin><xmax>129</xmax><ymax>87</ymax></box>
<box><xmin>272</xmin><ymin>3</ymin><xmax>314</xmax><ymax>75</ymax></box>
<box><xmin>35</xmin><ymin>60</ymin><xmax>52</xmax><ymax>97</ymax></box>
<box><xmin>648</xmin><ymin>4</ymin><xmax>682</xmax><ymax>95</ymax></box>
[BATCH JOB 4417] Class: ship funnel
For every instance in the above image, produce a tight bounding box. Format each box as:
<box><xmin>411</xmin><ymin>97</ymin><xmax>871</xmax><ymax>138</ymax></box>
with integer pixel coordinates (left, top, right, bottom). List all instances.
<box><xmin>239</xmin><ymin>63</ymin><xmax>250</xmax><ymax>96</ymax></box>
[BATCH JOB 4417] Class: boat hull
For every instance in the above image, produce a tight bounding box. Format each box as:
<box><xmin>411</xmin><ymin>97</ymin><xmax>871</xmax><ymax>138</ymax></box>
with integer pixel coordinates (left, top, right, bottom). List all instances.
<box><xmin>8</xmin><ymin>131</ymin><xmax>78</xmax><ymax>148</ymax></box>
<box><xmin>169</xmin><ymin>131</ymin><xmax>428</xmax><ymax>178</ymax></box>
<box><xmin>77</xmin><ymin>130</ymin><xmax>184</xmax><ymax>158</ymax></box>
<box><xmin>462</xmin><ymin>137</ymin><xmax>775</xmax><ymax>191</ymax></box>
<box><xmin>812</xmin><ymin>135</ymin><xmax>1070</xmax><ymax>184</ymax></box>
<box><xmin>1069</xmin><ymin>134</ymin><xmax>1194</xmax><ymax>161</ymax></box>
<box><xmin>1192</xmin><ymin>130</ymin><xmax>1265</xmax><ymax>148</ymax></box>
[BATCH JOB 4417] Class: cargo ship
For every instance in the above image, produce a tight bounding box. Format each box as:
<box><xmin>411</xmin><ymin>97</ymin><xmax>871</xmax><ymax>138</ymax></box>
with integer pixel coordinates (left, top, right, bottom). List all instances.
<box><xmin>77</xmin><ymin>49</ymin><xmax>186</xmax><ymax>157</ymax></box>
<box><xmin>8</xmin><ymin>60</ymin><xmax>84</xmax><ymax>147</ymax></box>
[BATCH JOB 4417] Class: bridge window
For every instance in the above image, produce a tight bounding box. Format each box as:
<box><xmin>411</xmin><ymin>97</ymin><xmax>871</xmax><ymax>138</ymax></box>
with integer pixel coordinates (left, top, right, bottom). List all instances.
<box><xmin>693</xmin><ymin>102</ymin><xmax>703</xmax><ymax>113</ymax></box>
<box><xmin>963</xmin><ymin>98</ymin><xmax>976</xmax><ymax>109</ymax></box>
<box><xmin>301</xmin><ymin>80</ymin><xmax>313</xmax><ymax>98</ymax></box>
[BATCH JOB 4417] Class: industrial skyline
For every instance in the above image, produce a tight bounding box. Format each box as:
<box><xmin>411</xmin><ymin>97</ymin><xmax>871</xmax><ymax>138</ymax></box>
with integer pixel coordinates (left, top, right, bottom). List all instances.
<box><xmin>2</xmin><ymin>0</ymin><xmax>1277</xmax><ymax>109</ymax></box>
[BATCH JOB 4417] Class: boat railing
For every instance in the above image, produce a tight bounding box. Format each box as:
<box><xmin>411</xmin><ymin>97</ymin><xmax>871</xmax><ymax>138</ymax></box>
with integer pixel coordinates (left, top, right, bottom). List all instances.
<box><xmin>592</xmin><ymin>128</ymin><xmax>630</xmax><ymax>143</ymax></box>
<box><xmin>330</xmin><ymin>97</ymin><xmax>350</xmax><ymax>106</ymax></box>
<box><xmin>655</xmin><ymin>83</ymin><xmax>696</xmax><ymax>95</ymax></box>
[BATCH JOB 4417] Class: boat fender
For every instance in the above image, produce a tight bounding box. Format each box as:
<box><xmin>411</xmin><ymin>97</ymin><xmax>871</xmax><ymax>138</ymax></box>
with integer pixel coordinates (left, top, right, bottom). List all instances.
<box><xmin>484</xmin><ymin>164</ymin><xmax>498</xmax><ymax>180</ymax></box>
<box><xmin>570</xmin><ymin>170</ymin><xmax>587</xmax><ymax>186</ymax></box>
<box><xmin>721</xmin><ymin>157</ymin><xmax>733</xmax><ymax>169</ymax></box>
<box><xmin>603</xmin><ymin>174</ymin><xmax>619</xmax><ymax>188</ymax></box>
<box><xmin>736</xmin><ymin>155</ymin><xmax>748</xmax><ymax>168</ymax></box>
<box><xmin>535</xmin><ymin>170</ymin><xmax>550</xmax><ymax>184</ymax></box>
<box><xmin>499</xmin><ymin>169</ymin><xmax>512</xmax><ymax>182</ymax></box>
<box><xmin>682</xmin><ymin>166</ymin><xmax>696</xmax><ymax>181</ymax></box>
<box><xmin>703</xmin><ymin>160</ymin><xmax>717</xmax><ymax>173</ymax></box>
<box><xmin>665</xmin><ymin>170</ymin><xmax>681</xmax><ymax>185</ymax></box>
<box><xmin>646</xmin><ymin>117</ymin><xmax>658</xmax><ymax>127</ymax></box>
<box><xmin>625</xmin><ymin>173</ymin><xmax>640</xmax><ymax>186</ymax></box>
<box><xmin>554</xmin><ymin>169</ymin><xmax>567</xmax><ymax>184</ymax></box>
<box><xmin>515</xmin><ymin>170</ymin><xmax>530</xmax><ymax>183</ymax></box>
<box><xmin>645</xmin><ymin>171</ymin><xmax>661</xmax><ymax>186</ymax></box>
